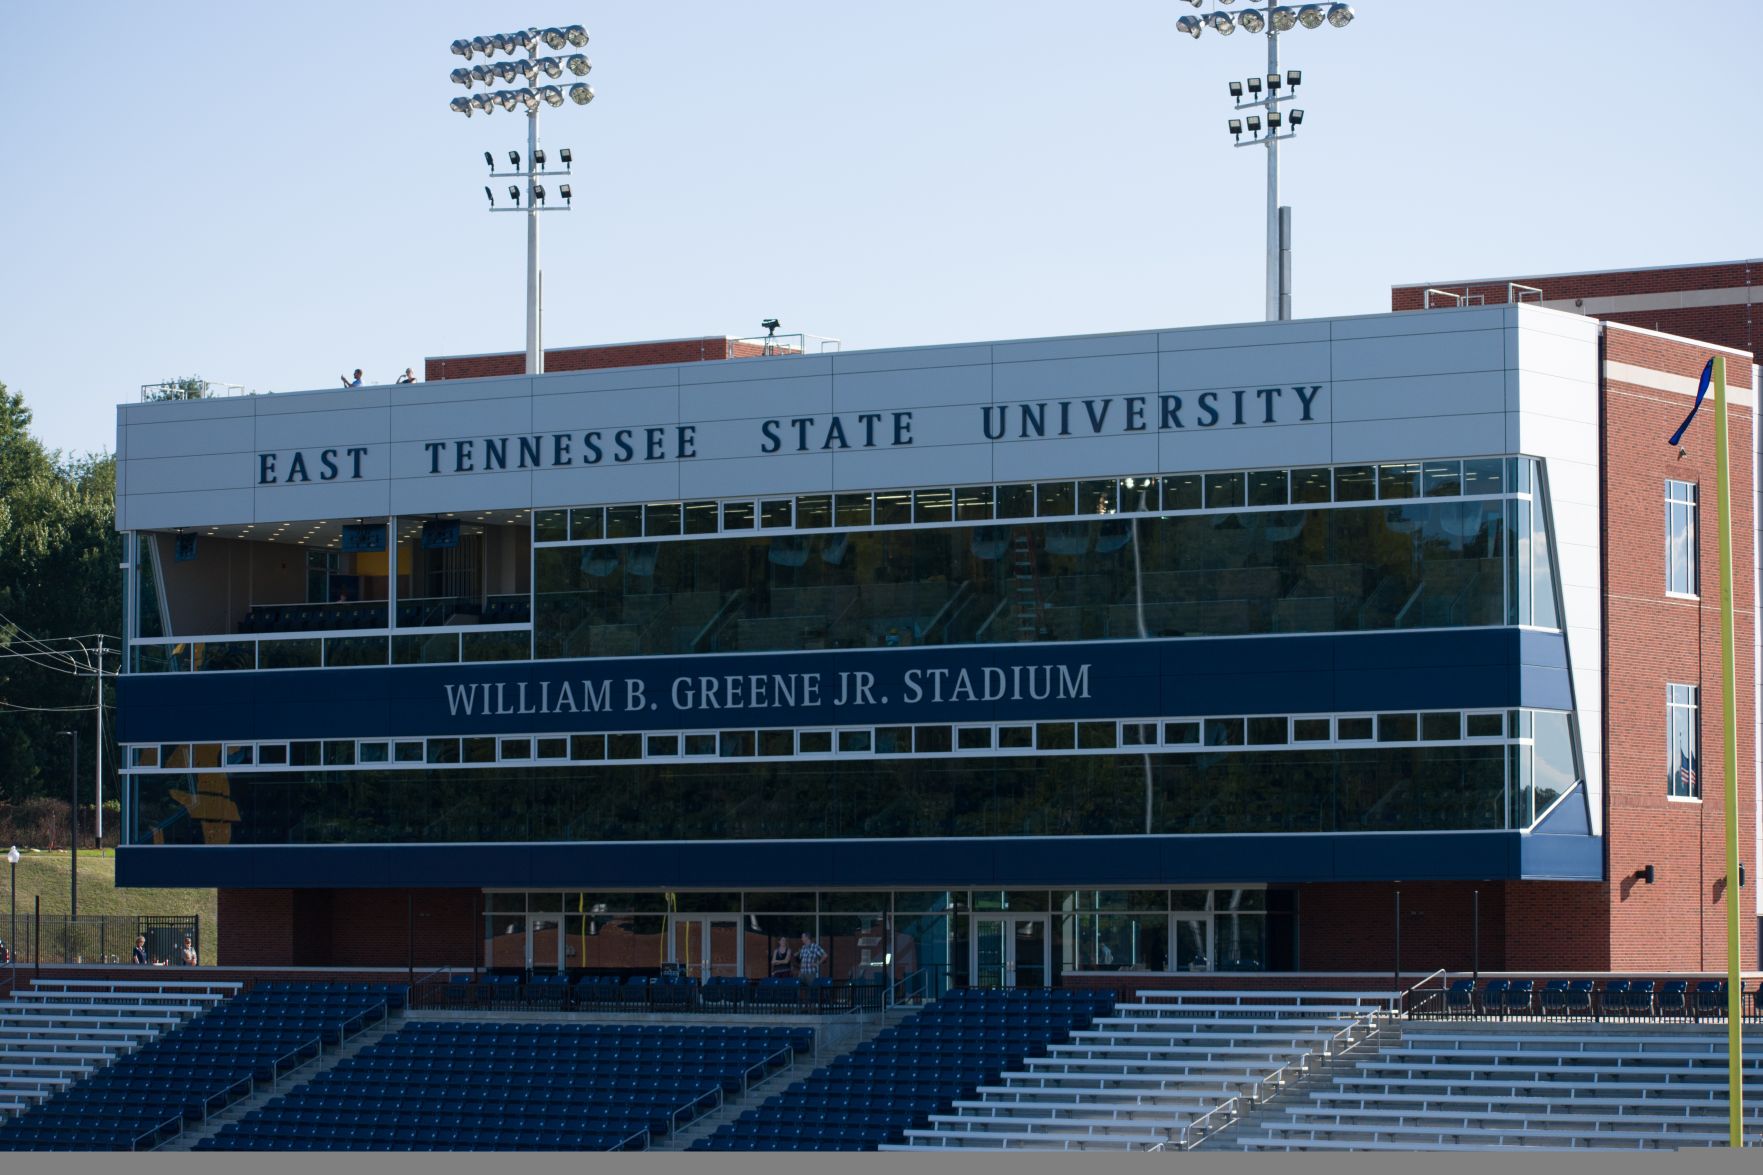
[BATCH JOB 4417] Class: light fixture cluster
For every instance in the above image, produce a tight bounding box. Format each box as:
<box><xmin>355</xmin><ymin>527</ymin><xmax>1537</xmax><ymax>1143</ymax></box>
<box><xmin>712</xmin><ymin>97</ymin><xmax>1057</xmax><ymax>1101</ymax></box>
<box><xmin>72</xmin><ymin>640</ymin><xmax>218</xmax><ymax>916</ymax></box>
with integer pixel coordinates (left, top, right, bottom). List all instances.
<box><xmin>485</xmin><ymin>182</ymin><xmax>573</xmax><ymax>209</ymax></box>
<box><xmin>481</xmin><ymin>147</ymin><xmax>576</xmax><ymax>210</ymax></box>
<box><xmin>1227</xmin><ymin>70</ymin><xmax>1305</xmax><ymax>141</ymax></box>
<box><xmin>449</xmin><ymin>54</ymin><xmax>592</xmax><ymax>88</ymax></box>
<box><xmin>450</xmin><ymin>26</ymin><xmax>588</xmax><ymax>59</ymax></box>
<box><xmin>447</xmin><ymin>25</ymin><xmax>593</xmax><ymax>117</ymax></box>
<box><xmin>1177</xmin><ymin>2</ymin><xmax>1352</xmax><ymax>38</ymax></box>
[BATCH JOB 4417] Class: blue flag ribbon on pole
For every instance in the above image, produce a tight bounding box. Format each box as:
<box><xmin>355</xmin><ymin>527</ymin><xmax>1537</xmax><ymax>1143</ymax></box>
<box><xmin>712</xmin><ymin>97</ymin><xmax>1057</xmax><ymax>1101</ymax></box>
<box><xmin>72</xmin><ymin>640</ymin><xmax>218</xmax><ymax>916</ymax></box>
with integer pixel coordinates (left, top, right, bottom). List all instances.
<box><xmin>1666</xmin><ymin>358</ymin><xmax>1715</xmax><ymax>446</ymax></box>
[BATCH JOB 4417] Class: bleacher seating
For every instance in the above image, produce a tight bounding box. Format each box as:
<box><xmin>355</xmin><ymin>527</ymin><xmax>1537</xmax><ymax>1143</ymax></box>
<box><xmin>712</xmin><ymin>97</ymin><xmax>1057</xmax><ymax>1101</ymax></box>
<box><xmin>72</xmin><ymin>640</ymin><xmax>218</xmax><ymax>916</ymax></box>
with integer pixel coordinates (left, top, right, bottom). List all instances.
<box><xmin>1236</xmin><ymin>1023</ymin><xmax>1763</xmax><ymax>1151</ymax></box>
<box><xmin>694</xmin><ymin>987</ymin><xmax>1115</xmax><ymax>1152</ymax></box>
<box><xmin>199</xmin><ymin>1021</ymin><xmax>809</xmax><ymax>1151</ymax></box>
<box><xmin>240</xmin><ymin>596</ymin><xmax>531</xmax><ymax>635</ymax></box>
<box><xmin>0</xmin><ymin>979</ymin><xmax>237</xmax><ymax>1123</ymax></box>
<box><xmin>0</xmin><ymin>981</ymin><xmax>397</xmax><ymax>1151</ymax></box>
<box><xmin>423</xmin><ymin>972</ymin><xmax>883</xmax><ymax>1015</ymax></box>
<box><xmin>891</xmin><ymin>988</ymin><xmax>1391</xmax><ymax>1151</ymax></box>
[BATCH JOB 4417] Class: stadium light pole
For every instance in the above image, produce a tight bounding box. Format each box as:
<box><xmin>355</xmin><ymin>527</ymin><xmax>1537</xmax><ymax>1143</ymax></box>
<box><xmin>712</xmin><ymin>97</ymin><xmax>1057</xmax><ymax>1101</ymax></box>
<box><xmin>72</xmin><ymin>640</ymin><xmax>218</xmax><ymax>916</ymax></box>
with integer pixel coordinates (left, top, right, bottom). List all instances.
<box><xmin>59</xmin><ymin>731</ymin><xmax>77</xmax><ymax>918</ymax></box>
<box><xmin>1180</xmin><ymin>2</ymin><xmax>1355</xmax><ymax>321</ymax></box>
<box><xmin>7</xmin><ymin>846</ymin><xmax>18</xmax><ymax>967</ymax></box>
<box><xmin>448</xmin><ymin>25</ymin><xmax>594</xmax><ymax>375</ymax></box>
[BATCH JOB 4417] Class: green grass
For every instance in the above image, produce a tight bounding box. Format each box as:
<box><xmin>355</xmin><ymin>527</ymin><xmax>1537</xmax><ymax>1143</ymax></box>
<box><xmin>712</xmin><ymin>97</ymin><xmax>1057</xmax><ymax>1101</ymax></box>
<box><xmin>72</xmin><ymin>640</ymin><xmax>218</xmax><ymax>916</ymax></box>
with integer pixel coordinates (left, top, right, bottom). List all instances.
<box><xmin>5</xmin><ymin>849</ymin><xmax>219</xmax><ymax>957</ymax></box>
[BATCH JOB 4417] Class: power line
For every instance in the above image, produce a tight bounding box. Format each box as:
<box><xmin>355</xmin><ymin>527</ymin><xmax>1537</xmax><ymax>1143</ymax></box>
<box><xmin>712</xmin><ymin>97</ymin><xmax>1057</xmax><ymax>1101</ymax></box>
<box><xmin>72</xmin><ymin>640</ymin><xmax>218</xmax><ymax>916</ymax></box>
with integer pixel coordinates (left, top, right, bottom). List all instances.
<box><xmin>0</xmin><ymin>700</ymin><xmax>112</xmax><ymax>714</ymax></box>
<box><xmin>0</xmin><ymin>611</ymin><xmax>93</xmax><ymax>671</ymax></box>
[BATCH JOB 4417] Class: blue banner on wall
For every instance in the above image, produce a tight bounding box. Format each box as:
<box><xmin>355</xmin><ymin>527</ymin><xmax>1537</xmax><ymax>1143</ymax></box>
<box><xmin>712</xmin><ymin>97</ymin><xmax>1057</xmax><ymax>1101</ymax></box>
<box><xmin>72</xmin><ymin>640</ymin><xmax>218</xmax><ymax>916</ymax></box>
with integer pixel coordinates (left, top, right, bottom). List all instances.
<box><xmin>116</xmin><ymin>629</ymin><xmax>1572</xmax><ymax>744</ymax></box>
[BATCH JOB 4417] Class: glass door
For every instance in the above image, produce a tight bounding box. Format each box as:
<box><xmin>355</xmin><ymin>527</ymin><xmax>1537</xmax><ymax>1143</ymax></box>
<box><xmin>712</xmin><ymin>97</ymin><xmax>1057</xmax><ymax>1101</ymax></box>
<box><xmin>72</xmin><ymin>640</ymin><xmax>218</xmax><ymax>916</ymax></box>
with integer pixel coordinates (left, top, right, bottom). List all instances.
<box><xmin>528</xmin><ymin>914</ymin><xmax>561</xmax><ymax>972</ymax></box>
<box><xmin>972</xmin><ymin>915</ymin><xmax>1050</xmax><ymax>988</ymax></box>
<box><xmin>1010</xmin><ymin>917</ymin><xmax>1049</xmax><ymax>988</ymax></box>
<box><xmin>1174</xmin><ymin>915</ymin><xmax>1211</xmax><ymax>972</ymax></box>
<box><xmin>975</xmin><ymin>917</ymin><xmax>1006</xmax><ymax>987</ymax></box>
<box><xmin>668</xmin><ymin>916</ymin><xmax>741</xmax><ymax>981</ymax></box>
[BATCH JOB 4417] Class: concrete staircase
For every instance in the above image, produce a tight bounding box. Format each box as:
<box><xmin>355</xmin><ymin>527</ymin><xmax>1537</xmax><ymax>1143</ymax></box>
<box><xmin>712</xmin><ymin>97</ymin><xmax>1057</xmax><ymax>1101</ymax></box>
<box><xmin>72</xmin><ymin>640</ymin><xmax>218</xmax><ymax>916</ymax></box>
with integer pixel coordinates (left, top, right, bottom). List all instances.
<box><xmin>1232</xmin><ymin>1021</ymin><xmax>1763</xmax><ymax>1151</ymax></box>
<box><xmin>655</xmin><ymin>1004</ymin><xmax>918</xmax><ymax>1151</ymax></box>
<box><xmin>158</xmin><ymin>1013</ymin><xmax>406</xmax><ymax>1151</ymax></box>
<box><xmin>892</xmin><ymin>989</ymin><xmax>1395</xmax><ymax>1151</ymax></box>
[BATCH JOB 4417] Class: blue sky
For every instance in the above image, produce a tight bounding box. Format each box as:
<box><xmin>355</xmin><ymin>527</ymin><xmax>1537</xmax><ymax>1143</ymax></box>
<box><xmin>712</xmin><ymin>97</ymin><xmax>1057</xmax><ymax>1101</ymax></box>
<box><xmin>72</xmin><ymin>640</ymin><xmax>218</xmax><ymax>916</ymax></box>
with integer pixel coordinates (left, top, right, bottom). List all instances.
<box><xmin>2</xmin><ymin>1</ymin><xmax>1756</xmax><ymax>457</ymax></box>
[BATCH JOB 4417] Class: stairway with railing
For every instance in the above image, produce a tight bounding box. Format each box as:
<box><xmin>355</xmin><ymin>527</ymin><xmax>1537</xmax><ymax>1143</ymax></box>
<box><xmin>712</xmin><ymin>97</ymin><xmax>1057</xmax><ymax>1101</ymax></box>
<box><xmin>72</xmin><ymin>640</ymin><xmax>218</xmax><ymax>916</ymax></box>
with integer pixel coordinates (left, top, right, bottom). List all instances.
<box><xmin>0</xmin><ymin>979</ymin><xmax>238</xmax><ymax>1122</ymax></box>
<box><xmin>890</xmin><ymin>988</ymin><xmax>1395</xmax><ymax>1151</ymax></box>
<box><xmin>1235</xmin><ymin>1021</ymin><xmax>1763</xmax><ymax>1151</ymax></box>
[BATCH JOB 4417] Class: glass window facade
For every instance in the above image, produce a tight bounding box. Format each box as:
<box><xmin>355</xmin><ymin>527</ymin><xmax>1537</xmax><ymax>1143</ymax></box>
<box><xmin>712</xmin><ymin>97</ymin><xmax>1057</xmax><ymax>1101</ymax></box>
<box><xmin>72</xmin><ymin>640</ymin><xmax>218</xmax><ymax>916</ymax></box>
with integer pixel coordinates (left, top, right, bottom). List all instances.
<box><xmin>1665</xmin><ymin>479</ymin><xmax>1697</xmax><ymax>596</ymax></box>
<box><xmin>130</xmin><ymin>744</ymin><xmax>1515</xmax><ymax>848</ymax></box>
<box><xmin>534</xmin><ymin>498</ymin><xmax>1522</xmax><ymax>658</ymax></box>
<box><xmin>472</xmin><ymin>888</ymin><xmax>1298</xmax><ymax>983</ymax></box>
<box><xmin>1667</xmin><ymin>683</ymin><xmax>1698</xmax><ymax>799</ymax></box>
<box><xmin>125</xmin><ymin>457</ymin><xmax>1564</xmax><ymax>672</ymax></box>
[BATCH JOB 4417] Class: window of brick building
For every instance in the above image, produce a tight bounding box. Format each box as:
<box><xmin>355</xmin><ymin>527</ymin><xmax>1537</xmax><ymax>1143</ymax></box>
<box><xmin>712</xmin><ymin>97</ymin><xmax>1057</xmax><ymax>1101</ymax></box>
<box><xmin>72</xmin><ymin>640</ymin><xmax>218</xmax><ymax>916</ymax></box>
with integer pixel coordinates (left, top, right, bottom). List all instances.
<box><xmin>1667</xmin><ymin>683</ymin><xmax>1699</xmax><ymax>800</ymax></box>
<box><xmin>1665</xmin><ymin>480</ymin><xmax>1697</xmax><ymax>596</ymax></box>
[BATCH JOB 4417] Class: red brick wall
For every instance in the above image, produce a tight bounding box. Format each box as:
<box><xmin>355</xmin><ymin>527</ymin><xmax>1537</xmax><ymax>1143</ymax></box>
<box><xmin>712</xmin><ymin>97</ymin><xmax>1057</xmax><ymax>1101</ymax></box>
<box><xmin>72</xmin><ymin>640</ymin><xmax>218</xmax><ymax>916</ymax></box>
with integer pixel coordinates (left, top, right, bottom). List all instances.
<box><xmin>423</xmin><ymin>337</ymin><xmax>778</xmax><ymax>381</ymax></box>
<box><xmin>1602</xmin><ymin>325</ymin><xmax>1756</xmax><ymax>972</ymax></box>
<box><xmin>1391</xmin><ymin>261</ymin><xmax>1759</xmax><ymax>357</ymax></box>
<box><xmin>217</xmin><ymin>889</ymin><xmax>296</xmax><ymax>966</ymax></box>
<box><xmin>220</xmin><ymin>888</ymin><xmax>480</xmax><ymax>968</ymax></box>
<box><xmin>1499</xmin><ymin>881</ymin><xmax>1613</xmax><ymax>972</ymax></box>
<box><xmin>1294</xmin><ymin>883</ymin><xmax>1507</xmax><ymax>973</ymax></box>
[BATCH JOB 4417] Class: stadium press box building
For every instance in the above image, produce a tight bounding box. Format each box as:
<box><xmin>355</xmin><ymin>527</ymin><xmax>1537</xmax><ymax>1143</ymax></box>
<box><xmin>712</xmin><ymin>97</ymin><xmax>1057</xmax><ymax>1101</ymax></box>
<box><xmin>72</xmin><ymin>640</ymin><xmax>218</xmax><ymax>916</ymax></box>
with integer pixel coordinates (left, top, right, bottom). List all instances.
<box><xmin>112</xmin><ymin>302</ymin><xmax>1758</xmax><ymax>981</ymax></box>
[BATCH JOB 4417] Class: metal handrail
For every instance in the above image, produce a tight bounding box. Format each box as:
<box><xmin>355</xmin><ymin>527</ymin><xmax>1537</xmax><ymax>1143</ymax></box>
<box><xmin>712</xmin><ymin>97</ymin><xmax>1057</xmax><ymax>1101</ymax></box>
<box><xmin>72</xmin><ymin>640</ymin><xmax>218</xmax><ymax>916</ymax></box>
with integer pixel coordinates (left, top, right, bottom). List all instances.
<box><xmin>1399</xmin><ymin>967</ymin><xmax>1448</xmax><ymax>1016</ymax></box>
<box><xmin>887</xmin><ymin>964</ymin><xmax>952</xmax><ymax>1008</ymax></box>
<box><xmin>1171</xmin><ymin>1093</ymin><xmax>1241</xmax><ymax>1151</ymax></box>
<box><xmin>1172</xmin><ymin>994</ymin><xmax>1398</xmax><ymax>1150</ymax></box>
<box><xmin>741</xmin><ymin>1045</ymin><xmax>793</xmax><ymax>1095</ymax></box>
<box><xmin>612</xmin><ymin>1127</ymin><xmax>650</xmax><ymax>1152</ymax></box>
<box><xmin>269</xmin><ymin>1036</ymin><xmax>326</xmax><ymax>1090</ymax></box>
<box><xmin>136</xmin><ymin>1112</ymin><xmax>185</xmax><ymax>1151</ymax></box>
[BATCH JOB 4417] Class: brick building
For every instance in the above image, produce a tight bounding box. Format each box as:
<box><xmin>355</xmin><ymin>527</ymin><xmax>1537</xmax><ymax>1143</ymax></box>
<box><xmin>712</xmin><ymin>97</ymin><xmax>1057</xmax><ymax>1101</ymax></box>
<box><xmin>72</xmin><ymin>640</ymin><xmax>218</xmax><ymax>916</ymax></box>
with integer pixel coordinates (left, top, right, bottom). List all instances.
<box><xmin>1389</xmin><ymin>261</ymin><xmax>1763</xmax><ymax>971</ymax></box>
<box><xmin>422</xmin><ymin>335</ymin><xmax>789</xmax><ymax>382</ymax></box>
<box><xmin>112</xmin><ymin>287</ymin><xmax>1755</xmax><ymax>979</ymax></box>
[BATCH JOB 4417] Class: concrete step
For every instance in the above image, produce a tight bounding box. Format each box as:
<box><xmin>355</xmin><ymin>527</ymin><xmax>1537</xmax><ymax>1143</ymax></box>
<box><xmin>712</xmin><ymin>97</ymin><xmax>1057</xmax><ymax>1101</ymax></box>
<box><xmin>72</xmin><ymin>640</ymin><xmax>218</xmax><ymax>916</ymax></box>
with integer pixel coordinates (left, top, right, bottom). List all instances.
<box><xmin>157</xmin><ymin>1013</ymin><xmax>407</xmax><ymax>1151</ymax></box>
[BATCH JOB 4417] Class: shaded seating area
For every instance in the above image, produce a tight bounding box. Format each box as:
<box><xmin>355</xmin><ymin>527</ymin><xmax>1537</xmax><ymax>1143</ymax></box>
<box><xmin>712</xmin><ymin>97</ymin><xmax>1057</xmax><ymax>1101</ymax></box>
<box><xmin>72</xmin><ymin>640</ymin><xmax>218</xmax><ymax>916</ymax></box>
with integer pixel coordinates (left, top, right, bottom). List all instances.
<box><xmin>1420</xmin><ymin>978</ymin><xmax>1763</xmax><ymax>1020</ymax></box>
<box><xmin>0</xmin><ymin>982</ymin><xmax>399</xmax><ymax>1151</ymax></box>
<box><xmin>238</xmin><ymin>602</ymin><xmax>389</xmax><ymax>633</ymax></box>
<box><xmin>425</xmin><ymin>972</ymin><xmax>883</xmax><ymax>1015</ymax></box>
<box><xmin>237</xmin><ymin>596</ymin><xmax>530</xmax><ymax>635</ymax></box>
<box><xmin>199</xmin><ymin>1022</ymin><xmax>807</xmax><ymax>1151</ymax></box>
<box><xmin>693</xmin><ymin>988</ymin><xmax>1115</xmax><ymax>1152</ymax></box>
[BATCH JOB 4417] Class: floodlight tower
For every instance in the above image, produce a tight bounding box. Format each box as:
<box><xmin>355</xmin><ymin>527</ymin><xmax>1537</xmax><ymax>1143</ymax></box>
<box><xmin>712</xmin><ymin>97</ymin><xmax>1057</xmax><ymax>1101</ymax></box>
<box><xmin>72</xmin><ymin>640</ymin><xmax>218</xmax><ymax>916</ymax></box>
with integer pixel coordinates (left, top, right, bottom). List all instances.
<box><xmin>1178</xmin><ymin>3</ymin><xmax>1355</xmax><ymax>321</ymax></box>
<box><xmin>448</xmin><ymin>25</ymin><xmax>594</xmax><ymax>374</ymax></box>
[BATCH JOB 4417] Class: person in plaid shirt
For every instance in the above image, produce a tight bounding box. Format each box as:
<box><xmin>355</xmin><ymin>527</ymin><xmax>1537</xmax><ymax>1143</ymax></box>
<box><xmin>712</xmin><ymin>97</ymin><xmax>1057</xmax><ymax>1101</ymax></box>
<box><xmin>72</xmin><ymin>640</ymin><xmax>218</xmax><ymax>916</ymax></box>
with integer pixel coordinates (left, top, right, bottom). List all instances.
<box><xmin>796</xmin><ymin>932</ymin><xmax>827</xmax><ymax>980</ymax></box>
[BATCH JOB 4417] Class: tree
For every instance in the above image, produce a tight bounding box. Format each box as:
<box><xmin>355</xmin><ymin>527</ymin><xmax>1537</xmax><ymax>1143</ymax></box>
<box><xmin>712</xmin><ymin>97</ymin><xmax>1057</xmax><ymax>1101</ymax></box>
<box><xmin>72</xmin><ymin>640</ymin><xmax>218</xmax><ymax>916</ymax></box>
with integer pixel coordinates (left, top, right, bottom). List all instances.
<box><xmin>0</xmin><ymin>380</ymin><xmax>120</xmax><ymax>814</ymax></box>
<box><xmin>140</xmin><ymin>376</ymin><xmax>209</xmax><ymax>402</ymax></box>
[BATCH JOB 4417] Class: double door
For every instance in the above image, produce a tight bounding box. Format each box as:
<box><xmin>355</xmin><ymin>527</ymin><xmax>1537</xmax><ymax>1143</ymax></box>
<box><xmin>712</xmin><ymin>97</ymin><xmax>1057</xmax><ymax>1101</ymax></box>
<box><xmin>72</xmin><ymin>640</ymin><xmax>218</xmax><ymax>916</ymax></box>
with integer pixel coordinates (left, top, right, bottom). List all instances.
<box><xmin>666</xmin><ymin>915</ymin><xmax>741</xmax><ymax>982</ymax></box>
<box><xmin>973</xmin><ymin>915</ymin><xmax>1050</xmax><ymax>988</ymax></box>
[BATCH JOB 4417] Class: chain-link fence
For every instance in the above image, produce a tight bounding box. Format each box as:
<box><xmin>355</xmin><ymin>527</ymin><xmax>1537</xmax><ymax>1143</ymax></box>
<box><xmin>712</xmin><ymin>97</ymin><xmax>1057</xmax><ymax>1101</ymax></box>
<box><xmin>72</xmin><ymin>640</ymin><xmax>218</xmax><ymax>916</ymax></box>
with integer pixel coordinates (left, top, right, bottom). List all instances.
<box><xmin>0</xmin><ymin>913</ymin><xmax>200</xmax><ymax>966</ymax></box>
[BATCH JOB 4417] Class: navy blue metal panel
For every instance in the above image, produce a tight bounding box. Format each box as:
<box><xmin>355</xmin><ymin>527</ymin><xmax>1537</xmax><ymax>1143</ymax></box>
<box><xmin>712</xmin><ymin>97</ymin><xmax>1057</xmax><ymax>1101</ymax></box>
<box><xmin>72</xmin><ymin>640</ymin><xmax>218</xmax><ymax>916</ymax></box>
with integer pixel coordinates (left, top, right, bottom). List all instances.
<box><xmin>1518</xmin><ymin>629</ymin><xmax>1570</xmax><ymax>669</ymax></box>
<box><xmin>1532</xmin><ymin>786</ymin><xmax>1593</xmax><ymax>837</ymax></box>
<box><xmin>1520</xmin><ymin>833</ymin><xmax>1605</xmax><ymax>880</ymax></box>
<box><xmin>116</xmin><ymin>629</ymin><xmax>1572</xmax><ymax>743</ymax></box>
<box><xmin>116</xmin><ymin>828</ymin><xmax>1603</xmax><ymax>890</ymax></box>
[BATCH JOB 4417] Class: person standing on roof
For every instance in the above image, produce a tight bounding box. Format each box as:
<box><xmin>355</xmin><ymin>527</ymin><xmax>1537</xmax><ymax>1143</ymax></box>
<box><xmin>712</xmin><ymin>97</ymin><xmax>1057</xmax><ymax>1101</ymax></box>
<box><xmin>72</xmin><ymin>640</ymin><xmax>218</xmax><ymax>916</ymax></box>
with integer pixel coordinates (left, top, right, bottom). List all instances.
<box><xmin>340</xmin><ymin>368</ymin><xmax>363</xmax><ymax>388</ymax></box>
